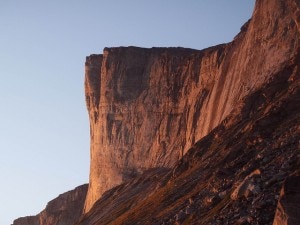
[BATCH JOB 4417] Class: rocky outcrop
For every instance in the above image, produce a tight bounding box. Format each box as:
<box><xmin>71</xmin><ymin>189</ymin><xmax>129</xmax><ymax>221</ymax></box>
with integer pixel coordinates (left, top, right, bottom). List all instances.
<box><xmin>273</xmin><ymin>175</ymin><xmax>300</xmax><ymax>225</ymax></box>
<box><xmin>76</xmin><ymin>55</ymin><xmax>300</xmax><ymax>224</ymax></box>
<box><xmin>84</xmin><ymin>0</ymin><xmax>300</xmax><ymax>212</ymax></box>
<box><xmin>12</xmin><ymin>184</ymin><xmax>88</xmax><ymax>225</ymax></box>
<box><xmin>12</xmin><ymin>0</ymin><xmax>300</xmax><ymax>223</ymax></box>
<box><xmin>13</xmin><ymin>216</ymin><xmax>39</xmax><ymax>225</ymax></box>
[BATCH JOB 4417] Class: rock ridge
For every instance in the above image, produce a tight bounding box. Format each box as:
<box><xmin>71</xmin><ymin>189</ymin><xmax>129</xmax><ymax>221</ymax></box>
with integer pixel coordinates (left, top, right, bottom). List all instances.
<box><xmin>12</xmin><ymin>184</ymin><xmax>88</xmax><ymax>225</ymax></box>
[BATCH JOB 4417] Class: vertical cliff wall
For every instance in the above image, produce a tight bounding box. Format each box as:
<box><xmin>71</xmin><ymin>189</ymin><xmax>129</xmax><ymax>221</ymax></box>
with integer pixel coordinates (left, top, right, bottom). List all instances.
<box><xmin>84</xmin><ymin>0</ymin><xmax>300</xmax><ymax>212</ymax></box>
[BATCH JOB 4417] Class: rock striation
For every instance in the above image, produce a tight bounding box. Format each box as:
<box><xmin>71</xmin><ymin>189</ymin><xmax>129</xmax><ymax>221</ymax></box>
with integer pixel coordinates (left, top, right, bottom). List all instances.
<box><xmin>12</xmin><ymin>0</ymin><xmax>300</xmax><ymax>224</ymax></box>
<box><xmin>12</xmin><ymin>184</ymin><xmax>88</xmax><ymax>225</ymax></box>
<box><xmin>84</xmin><ymin>0</ymin><xmax>300</xmax><ymax>212</ymax></box>
<box><xmin>76</xmin><ymin>55</ymin><xmax>300</xmax><ymax>224</ymax></box>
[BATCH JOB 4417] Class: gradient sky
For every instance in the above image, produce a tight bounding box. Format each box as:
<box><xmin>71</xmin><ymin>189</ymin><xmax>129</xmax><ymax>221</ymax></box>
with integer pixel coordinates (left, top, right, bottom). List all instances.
<box><xmin>0</xmin><ymin>1</ymin><xmax>255</xmax><ymax>224</ymax></box>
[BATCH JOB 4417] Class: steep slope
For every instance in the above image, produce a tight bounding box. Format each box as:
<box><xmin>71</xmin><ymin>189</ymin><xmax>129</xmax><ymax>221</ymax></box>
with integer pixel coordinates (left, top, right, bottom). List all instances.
<box><xmin>12</xmin><ymin>184</ymin><xmax>88</xmax><ymax>225</ymax></box>
<box><xmin>77</xmin><ymin>53</ymin><xmax>300</xmax><ymax>224</ymax></box>
<box><xmin>84</xmin><ymin>0</ymin><xmax>300</xmax><ymax>212</ymax></box>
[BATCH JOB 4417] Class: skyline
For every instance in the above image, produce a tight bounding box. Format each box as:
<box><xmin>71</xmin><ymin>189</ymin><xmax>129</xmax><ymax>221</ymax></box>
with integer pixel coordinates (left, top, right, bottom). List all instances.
<box><xmin>0</xmin><ymin>1</ymin><xmax>255</xmax><ymax>224</ymax></box>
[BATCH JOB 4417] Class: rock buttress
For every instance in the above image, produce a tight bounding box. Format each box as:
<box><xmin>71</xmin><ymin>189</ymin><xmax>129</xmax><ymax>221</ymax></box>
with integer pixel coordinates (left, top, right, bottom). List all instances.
<box><xmin>13</xmin><ymin>184</ymin><xmax>88</xmax><ymax>225</ymax></box>
<box><xmin>84</xmin><ymin>0</ymin><xmax>300</xmax><ymax>212</ymax></box>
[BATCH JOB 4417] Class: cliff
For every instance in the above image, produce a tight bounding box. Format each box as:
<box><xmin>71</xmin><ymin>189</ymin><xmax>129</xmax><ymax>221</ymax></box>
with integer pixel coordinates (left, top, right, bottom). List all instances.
<box><xmin>12</xmin><ymin>184</ymin><xmax>88</xmax><ymax>225</ymax></box>
<box><xmin>12</xmin><ymin>0</ymin><xmax>300</xmax><ymax>224</ymax></box>
<box><xmin>77</xmin><ymin>55</ymin><xmax>300</xmax><ymax>224</ymax></box>
<box><xmin>84</xmin><ymin>0</ymin><xmax>300</xmax><ymax>212</ymax></box>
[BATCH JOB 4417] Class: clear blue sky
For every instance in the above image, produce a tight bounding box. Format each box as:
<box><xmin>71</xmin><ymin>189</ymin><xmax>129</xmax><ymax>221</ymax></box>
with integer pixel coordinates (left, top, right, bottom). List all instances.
<box><xmin>0</xmin><ymin>1</ymin><xmax>254</xmax><ymax>224</ymax></box>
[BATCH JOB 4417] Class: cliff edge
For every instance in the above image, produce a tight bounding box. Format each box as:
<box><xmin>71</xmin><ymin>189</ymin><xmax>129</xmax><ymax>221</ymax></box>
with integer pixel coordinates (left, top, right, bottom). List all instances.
<box><xmin>12</xmin><ymin>0</ymin><xmax>300</xmax><ymax>224</ymax></box>
<box><xmin>84</xmin><ymin>0</ymin><xmax>300</xmax><ymax>212</ymax></box>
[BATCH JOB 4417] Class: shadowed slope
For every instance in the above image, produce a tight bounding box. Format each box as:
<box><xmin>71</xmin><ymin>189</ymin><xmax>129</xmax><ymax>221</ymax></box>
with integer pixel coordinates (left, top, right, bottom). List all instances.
<box><xmin>84</xmin><ymin>0</ymin><xmax>300</xmax><ymax>212</ymax></box>
<box><xmin>77</xmin><ymin>51</ymin><xmax>300</xmax><ymax>224</ymax></box>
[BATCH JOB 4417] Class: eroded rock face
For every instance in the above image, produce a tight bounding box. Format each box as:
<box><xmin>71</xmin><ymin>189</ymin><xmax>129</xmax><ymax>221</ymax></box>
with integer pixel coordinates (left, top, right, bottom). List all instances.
<box><xmin>76</xmin><ymin>56</ymin><xmax>300</xmax><ymax>225</ymax></box>
<box><xmin>12</xmin><ymin>184</ymin><xmax>88</xmax><ymax>225</ymax></box>
<box><xmin>85</xmin><ymin>0</ymin><xmax>300</xmax><ymax>212</ymax></box>
<box><xmin>84</xmin><ymin>0</ymin><xmax>300</xmax><ymax>212</ymax></box>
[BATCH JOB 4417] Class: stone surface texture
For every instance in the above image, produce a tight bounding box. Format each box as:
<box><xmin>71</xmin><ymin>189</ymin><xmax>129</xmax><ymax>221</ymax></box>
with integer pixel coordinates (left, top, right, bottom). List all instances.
<box><xmin>12</xmin><ymin>184</ymin><xmax>88</xmax><ymax>225</ymax></box>
<box><xmin>84</xmin><ymin>0</ymin><xmax>300</xmax><ymax>212</ymax></box>
<box><xmin>76</xmin><ymin>53</ymin><xmax>300</xmax><ymax>224</ymax></box>
<box><xmin>273</xmin><ymin>175</ymin><xmax>300</xmax><ymax>225</ymax></box>
<box><xmin>12</xmin><ymin>0</ymin><xmax>300</xmax><ymax>224</ymax></box>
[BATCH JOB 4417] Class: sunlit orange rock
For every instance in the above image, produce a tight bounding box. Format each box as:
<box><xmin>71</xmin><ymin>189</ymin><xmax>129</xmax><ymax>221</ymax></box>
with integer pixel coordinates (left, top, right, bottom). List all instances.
<box><xmin>84</xmin><ymin>0</ymin><xmax>300</xmax><ymax>213</ymax></box>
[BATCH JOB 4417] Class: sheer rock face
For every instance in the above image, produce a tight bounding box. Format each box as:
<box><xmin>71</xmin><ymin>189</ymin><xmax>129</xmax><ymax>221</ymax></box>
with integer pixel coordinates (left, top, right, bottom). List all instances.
<box><xmin>76</xmin><ymin>57</ymin><xmax>300</xmax><ymax>225</ymax></box>
<box><xmin>12</xmin><ymin>184</ymin><xmax>88</xmax><ymax>225</ymax></box>
<box><xmin>84</xmin><ymin>0</ymin><xmax>300</xmax><ymax>212</ymax></box>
